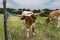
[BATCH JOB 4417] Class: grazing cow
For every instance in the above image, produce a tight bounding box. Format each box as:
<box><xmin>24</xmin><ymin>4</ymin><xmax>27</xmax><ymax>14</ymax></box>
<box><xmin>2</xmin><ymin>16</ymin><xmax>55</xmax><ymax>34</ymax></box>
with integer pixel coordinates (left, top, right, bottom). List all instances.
<box><xmin>46</xmin><ymin>10</ymin><xmax>60</xmax><ymax>28</ymax></box>
<box><xmin>21</xmin><ymin>11</ymin><xmax>36</xmax><ymax>38</ymax></box>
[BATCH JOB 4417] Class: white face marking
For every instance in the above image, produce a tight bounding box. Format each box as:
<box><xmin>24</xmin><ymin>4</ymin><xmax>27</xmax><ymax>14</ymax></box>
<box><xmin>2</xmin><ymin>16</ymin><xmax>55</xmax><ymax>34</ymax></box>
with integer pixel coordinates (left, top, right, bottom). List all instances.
<box><xmin>22</xmin><ymin>11</ymin><xmax>33</xmax><ymax>16</ymax></box>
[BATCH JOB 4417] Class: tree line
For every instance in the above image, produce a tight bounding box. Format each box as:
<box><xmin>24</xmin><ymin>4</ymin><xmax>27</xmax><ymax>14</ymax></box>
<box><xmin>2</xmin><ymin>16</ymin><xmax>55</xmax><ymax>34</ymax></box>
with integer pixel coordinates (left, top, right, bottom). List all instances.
<box><xmin>0</xmin><ymin>8</ymin><xmax>60</xmax><ymax>17</ymax></box>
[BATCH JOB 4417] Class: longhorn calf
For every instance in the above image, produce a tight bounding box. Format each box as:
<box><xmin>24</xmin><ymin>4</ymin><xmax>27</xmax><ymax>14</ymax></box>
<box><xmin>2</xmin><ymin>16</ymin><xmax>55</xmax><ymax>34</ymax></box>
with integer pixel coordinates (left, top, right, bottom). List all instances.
<box><xmin>21</xmin><ymin>11</ymin><xmax>36</xmax><ymax>38</ymax></box>
<box><xmin>46</xmin><ymin>10</ymin><xmax>60</xmax><ymax>28</ymax></box>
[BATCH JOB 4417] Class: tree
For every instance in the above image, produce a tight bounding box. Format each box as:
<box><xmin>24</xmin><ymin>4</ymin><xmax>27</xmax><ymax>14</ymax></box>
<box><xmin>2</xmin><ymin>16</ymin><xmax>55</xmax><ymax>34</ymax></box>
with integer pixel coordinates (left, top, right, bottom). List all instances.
<box><xmin>22</xmin><ymin>8</ymin><xmax>26</xmax><ymax>11</ymax></box>
<box><xmin>0</xmin><ymin>8</ymin><xmax>3</xmax><ymax>13</ymax></box>
<box><xmin>37</xmin><ymin>9</ymin><xmax>40</xmax><ymax>13</ymax></box>
<box><xmin>33</xmin><ymin>9</ymin><xmax>37</xmax><ymax>13</ymax></box>
<box><xmin>17</xmin><ymin>10</ymin><xmax>23</xmax><ymax>14</ymax></box>
<box><xmin>18</xmin><ymin>9</ymin><xmax>22</xmax><ymax>11</ymax></box>
<box><xmin>41</xmin><ymin>9</ymin><xmax>51</xmax><ymax>17</ymax></box>
<box><xmin>33</xmin><ymin>9</ymin><xmax>40</xmax><ymax>13</ymax></box>
<box><xmin>26</xmin><ymin>9</ymin><xmax>31</xmax><ymax>11</ymax></box>
<box><xmin>3</xmin><ymin>0</ymin><xmax>8</xmax><ymax>40</ymax></box>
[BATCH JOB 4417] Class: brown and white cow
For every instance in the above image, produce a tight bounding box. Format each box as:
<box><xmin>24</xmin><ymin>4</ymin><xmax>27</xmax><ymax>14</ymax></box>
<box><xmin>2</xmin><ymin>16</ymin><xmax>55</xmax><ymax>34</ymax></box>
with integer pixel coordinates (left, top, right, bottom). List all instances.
<box><xmin>21</xmin><ymin>11</ymin><xmax>36</xmax><ymax>38</ymax></box>
<box><xmin>46</xmin><ymin>10</ymin><xmax>60</xmax><ymax>28</ymax></box>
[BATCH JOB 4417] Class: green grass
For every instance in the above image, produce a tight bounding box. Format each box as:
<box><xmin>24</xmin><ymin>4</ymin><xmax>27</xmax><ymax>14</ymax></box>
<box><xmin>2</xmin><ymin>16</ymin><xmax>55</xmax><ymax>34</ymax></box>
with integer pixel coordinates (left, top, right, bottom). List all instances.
<box><xmin>0</xmin><ymin>14</ymin><xmax>4</xmax><ymax>40</ymax></box>
<box><xmin>0</xmin><ymin>14</ymin><xmax>60</xmax><ymax>40</ymax></box>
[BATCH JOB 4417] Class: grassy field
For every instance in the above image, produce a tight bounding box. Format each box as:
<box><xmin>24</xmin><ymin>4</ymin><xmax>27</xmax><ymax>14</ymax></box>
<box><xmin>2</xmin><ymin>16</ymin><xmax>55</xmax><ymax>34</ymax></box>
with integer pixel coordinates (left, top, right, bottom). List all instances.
<box><xmin>0</xmin><ymin>14</ymin><xmax>60</xmax><ymax>40</ymax></box>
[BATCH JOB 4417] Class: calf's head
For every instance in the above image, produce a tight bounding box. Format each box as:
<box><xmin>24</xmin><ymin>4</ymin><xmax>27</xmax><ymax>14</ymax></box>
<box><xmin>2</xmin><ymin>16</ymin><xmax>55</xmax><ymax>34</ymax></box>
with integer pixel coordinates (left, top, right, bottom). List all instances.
<box><xmin>46</xmin><ymin>17</ymin><xmax>52</xmax><ymax>24</ymax></box>
<box><xmin>21</xmin><ymin>14</ymin><xmax>36</xmax><ymax>28</ymax></box>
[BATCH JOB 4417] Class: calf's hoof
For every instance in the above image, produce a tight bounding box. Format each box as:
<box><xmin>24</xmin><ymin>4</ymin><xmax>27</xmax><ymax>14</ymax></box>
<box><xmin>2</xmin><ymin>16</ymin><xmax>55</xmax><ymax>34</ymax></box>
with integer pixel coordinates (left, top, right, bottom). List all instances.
<box><xmin>27</xmin><ymin>35</ymin><xmax>29</xmax><ymax>38</ymax></box>
<box><xmin>32</xmin><ymin>32</ymin><xmax>35</xmax><ymax>36</ymax></box>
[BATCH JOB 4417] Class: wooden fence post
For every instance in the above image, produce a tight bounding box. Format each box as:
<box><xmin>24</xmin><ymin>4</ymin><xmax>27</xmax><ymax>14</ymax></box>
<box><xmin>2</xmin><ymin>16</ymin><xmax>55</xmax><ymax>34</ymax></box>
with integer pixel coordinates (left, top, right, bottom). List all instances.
<box><xmin>3</xmin><ymin>0</ymin><xmax>8</xmax><ymax>40</ymax></box>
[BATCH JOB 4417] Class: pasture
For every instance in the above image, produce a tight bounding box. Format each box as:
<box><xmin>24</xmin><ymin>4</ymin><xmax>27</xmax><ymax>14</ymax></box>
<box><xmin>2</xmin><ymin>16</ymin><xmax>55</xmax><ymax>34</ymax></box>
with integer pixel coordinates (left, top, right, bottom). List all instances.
<box><xmin>0</xmin><ymin>14</ymin><xmax>60</xmax><ymax>40</ymax></box>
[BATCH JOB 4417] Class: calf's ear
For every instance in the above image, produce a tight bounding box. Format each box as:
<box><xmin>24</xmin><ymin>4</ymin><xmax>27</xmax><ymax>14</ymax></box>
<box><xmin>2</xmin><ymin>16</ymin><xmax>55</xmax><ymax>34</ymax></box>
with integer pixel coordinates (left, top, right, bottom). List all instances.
<box><xmin>31</xmin><ymin>14</ymin><xmax>36</xmax><ymax>19</ymax></box>
<box><xmin>21</xmin><ymin>16</ymin><xmax>25</xmax><ymax>20</ymax></box>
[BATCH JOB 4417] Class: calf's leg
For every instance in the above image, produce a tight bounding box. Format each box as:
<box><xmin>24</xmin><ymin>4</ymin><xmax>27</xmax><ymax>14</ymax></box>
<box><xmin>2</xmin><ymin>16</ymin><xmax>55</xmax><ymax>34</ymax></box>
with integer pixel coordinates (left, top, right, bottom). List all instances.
<box><xmin>26</xmin><ymin>28</ymin><xmax>30</xmax><ymax>38</ymax></box>
<box><xmin>57</xmin><ymin>22</ymin><xmax>60</xmax><ymax>28</ymax></box>
<box><xmin>57</xmin><ymin>17</ymin><xmax>60</xmax><ymax>28</ymax></box>
<box><xmin>32</xmin><ymin>23</ymin><xmax>35</xmax><ymax>36</ymax></box>
<box><xmin>22</xmin><ymin>20</ymin><xmax>25</xmax><ymax>30</ymax></box>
